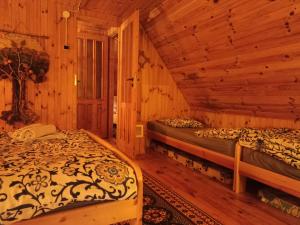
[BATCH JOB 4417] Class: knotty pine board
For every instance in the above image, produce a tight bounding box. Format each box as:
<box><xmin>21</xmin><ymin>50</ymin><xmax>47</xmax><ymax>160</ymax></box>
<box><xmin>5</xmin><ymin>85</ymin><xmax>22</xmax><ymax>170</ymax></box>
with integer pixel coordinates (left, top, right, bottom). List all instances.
<box><xmin>192</xmin><ymin>110</ymin><xmax>300</xmax><ymax>129</ymax></box>
<box><xmin>0</xmin><ymin>0</ymin><xmax>77</xmax><ymax>131</ymax></box>
<box><xmin>139</xmin><ymin>29</ymin><xmax>190</xmax><ymax>124</ymax></box>
<box><xmin>142</xmin><ymin>0</ymin><xmax>300</xmax><ymax>120</ymax></box>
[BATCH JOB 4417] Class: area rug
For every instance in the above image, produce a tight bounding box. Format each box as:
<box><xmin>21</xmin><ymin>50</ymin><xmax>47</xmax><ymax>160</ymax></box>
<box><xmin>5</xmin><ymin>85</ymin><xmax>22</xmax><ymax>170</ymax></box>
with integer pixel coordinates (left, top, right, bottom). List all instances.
<box><xmin>141</xmin><ymin>171</ymin><xmax>222</xmax><ymax>225</ymax></box>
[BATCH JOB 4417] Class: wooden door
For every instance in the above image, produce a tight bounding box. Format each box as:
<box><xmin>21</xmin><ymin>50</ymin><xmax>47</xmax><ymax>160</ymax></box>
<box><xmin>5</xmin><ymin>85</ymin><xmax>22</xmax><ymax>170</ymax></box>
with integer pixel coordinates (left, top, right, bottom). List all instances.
<box><xmin>77</xmin><ymin>35</ymin><xmax>108</xmax><ymax>138</ymax></box>
<box><xmin>117</xmin><ymin>11</ymin><xmax>140</xmax><ymax>158</ymax></box>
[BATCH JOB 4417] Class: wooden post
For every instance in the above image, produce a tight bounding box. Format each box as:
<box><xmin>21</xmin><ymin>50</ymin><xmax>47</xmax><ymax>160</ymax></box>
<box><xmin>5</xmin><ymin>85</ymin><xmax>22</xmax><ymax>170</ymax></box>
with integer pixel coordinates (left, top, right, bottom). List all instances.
<box><xmin>233</xmin><ymin>143</ymin><xmax>247</xmax><ymax>193</ymax></box>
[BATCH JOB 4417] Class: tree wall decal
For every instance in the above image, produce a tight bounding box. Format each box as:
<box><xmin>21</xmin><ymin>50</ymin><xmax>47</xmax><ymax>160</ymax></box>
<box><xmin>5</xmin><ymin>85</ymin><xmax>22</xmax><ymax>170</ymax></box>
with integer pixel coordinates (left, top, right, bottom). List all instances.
<box><xmin>0</xmin><ymin>40</ymin><xmax>49</xmax><ymax>125</ymax></box>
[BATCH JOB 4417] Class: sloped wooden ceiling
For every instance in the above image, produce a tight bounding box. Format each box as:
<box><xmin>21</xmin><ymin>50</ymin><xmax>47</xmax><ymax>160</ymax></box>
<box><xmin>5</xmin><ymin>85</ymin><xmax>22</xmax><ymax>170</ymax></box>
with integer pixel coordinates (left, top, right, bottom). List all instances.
<box><xmin>141</xmin><ymin>0</ymin><xmax>300</xmax><ymax>120</ymax></box>
<box><xmin>77</xmin><ymin>0</ymin><xmax>162</xmax><ymax>21</ymax></box>
<box><xmin>79</xmin><ymin>0</ymin><xmax>300</xmax><ymax>120</ymax></box>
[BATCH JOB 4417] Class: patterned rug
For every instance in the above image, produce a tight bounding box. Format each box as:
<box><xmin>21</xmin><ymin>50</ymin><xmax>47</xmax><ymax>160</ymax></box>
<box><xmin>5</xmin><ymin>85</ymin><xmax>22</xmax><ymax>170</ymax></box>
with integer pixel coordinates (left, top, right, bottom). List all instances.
<box><xmin>141</xmin><ymin>172</ymin><xmax>222</xmax><ymax>225</ymax></box>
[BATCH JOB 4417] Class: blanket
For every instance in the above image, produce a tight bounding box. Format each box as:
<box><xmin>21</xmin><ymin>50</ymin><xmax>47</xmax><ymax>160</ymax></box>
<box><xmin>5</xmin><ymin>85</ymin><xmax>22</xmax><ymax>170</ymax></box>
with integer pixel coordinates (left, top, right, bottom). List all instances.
<box><xmin>195</xmin><ymin>128</ymin><xmax>241</xmax><ymax>140</ymax></box>
<box><xmin>158</xmin><ymin>118</ymin><xmax>205</xmax><ymax>128</ymax></box>
<box><xmin>0</xmin><ymin>130</ymin><xmax>137</xmax><ymax>225</ymax></box>
<box><xmin>194</xmin><ymin>128</ymin><xmax>300</xmax><ymax>169</ymax></box>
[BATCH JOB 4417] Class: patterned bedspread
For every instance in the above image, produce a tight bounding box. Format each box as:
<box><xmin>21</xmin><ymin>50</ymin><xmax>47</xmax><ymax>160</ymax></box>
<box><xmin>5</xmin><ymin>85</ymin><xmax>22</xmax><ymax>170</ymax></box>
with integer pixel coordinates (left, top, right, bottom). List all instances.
<box><xmin>0</xmin><ymin>130</ymin><xmax>137</xmax><ymax>225</ymax></box>
<box><xmin>195</xmin><ymin>128</ymin><xmax>300</xmax><ymax>170</ymax></box>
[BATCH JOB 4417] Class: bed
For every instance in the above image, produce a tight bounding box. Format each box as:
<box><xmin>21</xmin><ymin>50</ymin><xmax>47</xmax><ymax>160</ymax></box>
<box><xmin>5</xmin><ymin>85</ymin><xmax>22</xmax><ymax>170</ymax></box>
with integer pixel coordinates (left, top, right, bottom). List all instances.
<box><xmin>147</xmin><ymin>121</ymin><xmax>300</xmax><ymax>198</ymax></box>
<box><xmin>0</xmin><ymin>129</ymin><xmax>143</xmax><ymax>225</ymax></box>
<box><xmin>147</xmin><ymin>121</ymin><xmax>236</xmax><ymax>170</ymax></box>
<box><xmin>235</xmin><ymin>144</ymin><xmax>300</xmax><ymax>198</ymax></box>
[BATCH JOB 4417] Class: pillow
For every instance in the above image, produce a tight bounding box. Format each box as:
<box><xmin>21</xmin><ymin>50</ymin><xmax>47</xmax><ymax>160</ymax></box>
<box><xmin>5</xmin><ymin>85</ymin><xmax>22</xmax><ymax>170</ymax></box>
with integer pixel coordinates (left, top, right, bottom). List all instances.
<box><xmin>195</xmin><ymin>128</ymin><xmax>241</xmax><ymax>140</ymax></box>
<box><xmin>158</xmin><ymin>118</ymin><xmax>205</xmax><ymax>128</ymax></box>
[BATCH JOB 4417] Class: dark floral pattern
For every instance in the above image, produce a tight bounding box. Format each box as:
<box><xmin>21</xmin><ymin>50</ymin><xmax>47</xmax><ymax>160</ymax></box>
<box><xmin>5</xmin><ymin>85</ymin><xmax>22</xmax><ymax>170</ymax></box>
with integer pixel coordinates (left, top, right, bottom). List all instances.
<box><xmin>95</xmin><ymin>161</ymin><xmax>129</xmax><ymax>185</ymax></box>
<box><xmin>194</xmin><ymin>127</ymin><xmax>300</xmax><ymax>169</ymax></box>
<box><xmin>143</xmin><ymin>195</ymin><xmax>156</xmax><ymax>207</ymax></box>
<box><xmin>159</xmin><ymin>119</ymin><xmax>205</xmax><ymax>128</ymax></box>
<box><xmin>0</xmin><ymin>130</ymin><xmax>137</xmax><ymax>225</ymax></box>
<box><xmin>195</xmin><ymin>128</ymin><xmax>241</xmax><ymax>140</ymax></box>
<box><xmin>143</xmin><ymin>207</ymin><xmax>172</xmax><ymax>224</ymax></box>
<box><xmin>31</xmin><ymin>174</ymin><xmax>48</xmax><ymax>192</ymax></box>
<box><xmin>239</xmin><ymin>128</ymin><xmax>300</xmax><ymax>169</ymax></box>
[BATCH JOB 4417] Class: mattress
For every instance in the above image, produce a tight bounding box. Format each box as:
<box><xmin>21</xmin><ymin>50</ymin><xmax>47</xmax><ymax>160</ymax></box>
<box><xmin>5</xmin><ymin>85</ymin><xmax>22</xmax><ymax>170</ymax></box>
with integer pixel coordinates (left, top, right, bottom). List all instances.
<box><xmin>147</xmin><ymin>121</ymin><xmax>236</xmax><ymax>157</ymax></box>
<box><xmin>242</xmin><ymin>148</ymin><xmax>300</xmax><ymax>181</ymax></box>
<box><xmin>0</xmin><ymin>130</ymin><xmax>137</xmax><ymax>225</ymax></box>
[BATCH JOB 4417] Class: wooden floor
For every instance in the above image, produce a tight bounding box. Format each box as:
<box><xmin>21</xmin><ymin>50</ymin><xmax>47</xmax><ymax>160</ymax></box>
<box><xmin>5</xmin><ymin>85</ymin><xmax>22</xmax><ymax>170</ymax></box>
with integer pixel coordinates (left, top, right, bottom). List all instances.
<box><xmin>135</xmin><ymin>152</ymin><xmax>300</xmax><ymax>225</ymax></box>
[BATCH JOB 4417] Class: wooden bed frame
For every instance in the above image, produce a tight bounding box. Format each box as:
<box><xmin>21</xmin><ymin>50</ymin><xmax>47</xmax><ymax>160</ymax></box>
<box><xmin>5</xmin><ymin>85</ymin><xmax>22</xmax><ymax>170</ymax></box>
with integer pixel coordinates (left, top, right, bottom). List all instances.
<box><xmin>15</xmin><ymin>130</ymin><xmax>143</xmax><ymax>225</ymax></box>
<box><xmin>234</xmin><ymin>143</ymin><xmax>300</xmax><ymax>199</ymax></box>
<box><xmin>147</xmin><ymin>130</ymin><xmax>234</xmax><ymax>170</ymax></box>
<box><xmin>148</xmin><ymin>129</ymin><xmax>300</xmax><ymax>199</ymax></box>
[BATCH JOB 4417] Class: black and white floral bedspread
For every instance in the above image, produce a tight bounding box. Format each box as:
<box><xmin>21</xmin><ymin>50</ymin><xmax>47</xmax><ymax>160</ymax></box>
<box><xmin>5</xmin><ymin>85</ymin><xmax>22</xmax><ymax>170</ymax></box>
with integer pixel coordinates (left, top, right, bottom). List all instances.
<box><xmin>0</xmin><ymin>130</ymin><xmax>137</xmax><ymax>225</ymax></box>
<box><xmin>194</xmin><ymin>128</ymin><xmax>300</xmax><ymax>169</ymax></box>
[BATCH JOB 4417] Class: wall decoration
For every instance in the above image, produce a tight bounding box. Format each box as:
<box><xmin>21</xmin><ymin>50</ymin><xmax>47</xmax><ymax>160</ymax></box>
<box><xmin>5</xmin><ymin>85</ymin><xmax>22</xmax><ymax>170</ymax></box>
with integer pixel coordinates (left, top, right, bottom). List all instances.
<box><xmin>0</xmin><ymin>33</ymin><xmax>49</xmax><ymax>125</ymax></box>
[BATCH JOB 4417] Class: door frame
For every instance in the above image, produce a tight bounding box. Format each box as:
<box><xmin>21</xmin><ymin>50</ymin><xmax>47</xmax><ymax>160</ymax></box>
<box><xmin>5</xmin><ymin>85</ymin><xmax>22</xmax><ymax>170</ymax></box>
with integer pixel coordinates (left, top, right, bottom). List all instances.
<box><xmin>107</xmin><ymin>31</ymin><xmax>118</xmax><ymax>140</ymax></box>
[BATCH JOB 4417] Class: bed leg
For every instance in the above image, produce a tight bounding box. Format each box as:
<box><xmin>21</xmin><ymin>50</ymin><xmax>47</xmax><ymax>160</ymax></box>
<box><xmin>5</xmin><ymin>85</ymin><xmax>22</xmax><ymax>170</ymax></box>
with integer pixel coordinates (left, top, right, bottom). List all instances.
<box><xmin>234</xmin><ymin>174</ymin><xmax>247</xmax><ymax>193</ymax></box>
<box><xmin>233</xmin><ymin>143</ymin><xmax>247</xmax><ymax>193</ymax></box>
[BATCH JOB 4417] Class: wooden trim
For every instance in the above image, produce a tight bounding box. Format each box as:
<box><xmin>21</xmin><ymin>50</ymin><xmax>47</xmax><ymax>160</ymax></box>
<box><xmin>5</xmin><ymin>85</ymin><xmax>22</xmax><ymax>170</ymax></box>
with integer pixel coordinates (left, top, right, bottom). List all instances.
<box><xmin>239</xmin><ymin>159</ymin><xmax>300</xmax><ymax>198</ymax></box>
<box><xmin>15</xmin><ymin>130</ymin><xmax>143</xmax><ymax>225</ymax></box>
<box><xmin>147</xmin><ymin>130</ymin><xmax>235</xmax><ymax>170</ymax></box>
<box><xmin>107</xmin><ymin>35</ymin><xmax>117</xmax><ymax>139</ymax></box>
<box><xmin>16</xmin><ymin>200</ymin><xmax>137</xmax><ymax>225</ymax></box>
<box><xmin>0</xmin><ymin>29</ymin><xmax>49</xmax><ymax>39</ymax></box>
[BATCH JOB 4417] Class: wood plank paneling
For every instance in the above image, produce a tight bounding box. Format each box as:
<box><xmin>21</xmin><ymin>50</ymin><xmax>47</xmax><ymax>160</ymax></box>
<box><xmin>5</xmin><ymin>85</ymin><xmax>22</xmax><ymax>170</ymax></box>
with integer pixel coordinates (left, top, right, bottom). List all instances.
<box><xmin>3</xmin><ymin>0</ymin><xmax>298</xmax><ymax>131</ymax></box>
<box><xmin>192</xmin><ymin>111</ymin><xmax>300</xmax><ymax>129</ymax></box>
<box><xmin>141</xmin><ymin>0</ymin><xmax>300</xmax><ymax>121</ymax></box>
<box><xmin>139</xmin><ymin>29</ymin><xmax>190</xmax><ymax>123</ymax></box>
<box><xmin>0</xmin><ymin>0</ymin><xmax>77</xmax><ymax>131</ymax></box>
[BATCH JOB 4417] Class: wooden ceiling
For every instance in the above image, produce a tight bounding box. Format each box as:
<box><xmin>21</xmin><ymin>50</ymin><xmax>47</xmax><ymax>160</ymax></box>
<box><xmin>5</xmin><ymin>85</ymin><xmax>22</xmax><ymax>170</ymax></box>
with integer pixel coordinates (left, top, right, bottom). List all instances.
<box><xmin>77</xmin><ymin>0</ymin><xmax>162</xmax><ymax>21</ymax></box>
<box><xmin>142</xmin><ymin>0</ymin><xmax>300</xmax><ymax>120</ymax></box>
<box><xmin>76</xmin><ymin>0</ymin><xmax>300</xmax><ymax>120</ymax></box>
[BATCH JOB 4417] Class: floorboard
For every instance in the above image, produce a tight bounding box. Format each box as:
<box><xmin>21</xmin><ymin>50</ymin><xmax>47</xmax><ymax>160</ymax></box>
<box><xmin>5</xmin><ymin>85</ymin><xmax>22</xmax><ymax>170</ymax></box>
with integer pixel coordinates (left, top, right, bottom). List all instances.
<box><xmin>136</xmin><ymin>152</ymin><xmax>300</xmax><ymax>225</ymax></box>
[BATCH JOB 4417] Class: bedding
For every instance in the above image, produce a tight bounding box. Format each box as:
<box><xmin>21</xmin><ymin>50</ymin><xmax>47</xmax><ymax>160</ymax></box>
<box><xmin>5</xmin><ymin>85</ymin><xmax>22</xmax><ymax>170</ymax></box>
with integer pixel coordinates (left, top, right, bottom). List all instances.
<box><xmin>194</xmin><ymin>127</ymin><xmax>300</xmax><ymax>170</ymax></box>
<box><xmin>158</xmin><ymin>118</ymin><xmax>205</xmax><ymax>128</ymax></box>
<box><xmin>238</xmin><ymin>128</ymin><xmax>291</xmax><ymax>150</ymax></box>
<box><xmin>239</xmin><ymin>128</ymin><xmax>300</xmax><ymax>169</ymax></box>
<box><xmin>195</xmin><ymin>128</ymin><xmax>241</xmax><ymax>140</ymax></box>
<box><xmin>258</xmin><ymin>187</ymin><xmax>300</xmax><ymax>218</ymax></box>
<box><xmin>148</xmin><ymin>121</ymin><xmax>236</xmax><ymax>157</ymax></box>
<box><xmin>0</xmin><ymin>130</ymin><xmax>137</xmax><ymax>225</ymax></box>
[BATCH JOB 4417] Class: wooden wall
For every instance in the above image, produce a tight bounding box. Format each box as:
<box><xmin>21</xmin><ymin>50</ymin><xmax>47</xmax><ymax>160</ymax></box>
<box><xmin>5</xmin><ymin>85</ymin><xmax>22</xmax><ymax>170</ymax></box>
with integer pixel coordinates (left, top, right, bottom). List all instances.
<box><xmin>0</xmin><ymin>0</ymin><xmax>77</xmax><ymax>131</ymax></box>
<box><xmin>142</xmin><ymin>0</ymin><xmax>300</xmax><ymax>121</ymax></box>
<box><xmin>139</xmin><ymin>29</ymin><xmax>190</xmax><ymax>123</ymax></box>
<box><xmin>192</xmin><ymin>111</ymin><xmax>300</xmax><ymax>129</ymax></box>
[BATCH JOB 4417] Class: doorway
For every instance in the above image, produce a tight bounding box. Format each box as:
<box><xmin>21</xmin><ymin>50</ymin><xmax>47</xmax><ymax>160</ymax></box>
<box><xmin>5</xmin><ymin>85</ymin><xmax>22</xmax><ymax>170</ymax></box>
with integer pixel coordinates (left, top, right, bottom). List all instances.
<box><xmin>77</xmin><ymin>31</ymin><xmax>109</xmax><ymax>138</ymax></box>
<box><xmin>107</xmin><ymin>33</ymin><xmax>118</xmax><ymax>141</ymax></box>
